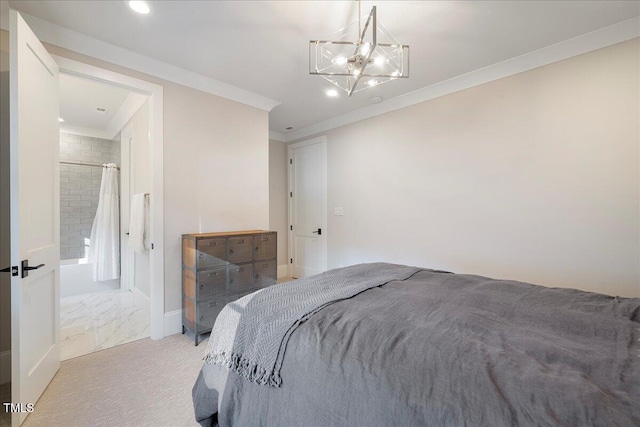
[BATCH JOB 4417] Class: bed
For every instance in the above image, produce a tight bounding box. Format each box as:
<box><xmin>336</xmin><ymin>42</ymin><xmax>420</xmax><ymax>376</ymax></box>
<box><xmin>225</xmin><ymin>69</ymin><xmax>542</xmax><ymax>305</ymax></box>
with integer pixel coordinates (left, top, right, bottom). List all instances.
<box><xmin>192</xmin><ymin>263</ymin><xmax>640</xmax><ymax>427</ymax></box>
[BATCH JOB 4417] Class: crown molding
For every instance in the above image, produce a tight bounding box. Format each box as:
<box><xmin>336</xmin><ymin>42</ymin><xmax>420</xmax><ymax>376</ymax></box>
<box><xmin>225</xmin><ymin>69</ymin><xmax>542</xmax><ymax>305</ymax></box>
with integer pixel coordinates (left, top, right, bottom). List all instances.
<box><xmin>269</xmin><ymin>130</ymin><xmax>287</xmax><ymax>143</ymax></box>
<box><xmin>60</xmin><ymin>125</ymin><xmax>112</xmax><ymax>140</ymax></box>
<box><xmin>284</xmin><ymin>17</ymin><xmax>640</xmax><ymax>142</ymax></box>
<box><xmin>5</xmin><ymin>9</ymin><xmax>280</xmax><ymax>112</ymax></box>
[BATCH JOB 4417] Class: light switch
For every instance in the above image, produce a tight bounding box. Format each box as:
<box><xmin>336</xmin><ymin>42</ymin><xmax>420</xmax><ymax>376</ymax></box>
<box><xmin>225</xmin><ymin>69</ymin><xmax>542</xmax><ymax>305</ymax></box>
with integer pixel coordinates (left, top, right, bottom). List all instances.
<box><xmin>334</xmin><ymin>207</ymin><xmax>344</xmax><ymax>216</ymax></box>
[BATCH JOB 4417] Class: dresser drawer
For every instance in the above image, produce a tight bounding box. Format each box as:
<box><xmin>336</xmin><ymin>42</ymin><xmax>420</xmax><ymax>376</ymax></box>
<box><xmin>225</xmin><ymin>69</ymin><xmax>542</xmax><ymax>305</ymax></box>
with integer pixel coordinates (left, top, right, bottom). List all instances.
<box><xmin>254</xmin><ymin>233</ymin><xmax>276</xmax><ymax>261</ymax></box>
<box><xmin>197</xmin><ymin>238</ymin><xmax>227</xmax><ymax>269</ymax></box>
<box><xmin>228</xmin><ymin>263</ymin><xmax>254</xmax><ymax>290</ymax></box>
<box><xmin>197</xmin><ymin>267</ymin><xmax>227</xmax><ymax>299</ymax></box>
<box><xmin>197</xmin><ymin>297</ymin><xmax>226</xmax><ymax>332</ymax></box>
<box><xmin>227</xmin><ymin>237</ymin><xmax>253</xmax><ymax>264</ymax></box>
<box><xmin>254</xmin><ymin>260</ymin><xmax>277</xmax><ymax>287</ymax></box>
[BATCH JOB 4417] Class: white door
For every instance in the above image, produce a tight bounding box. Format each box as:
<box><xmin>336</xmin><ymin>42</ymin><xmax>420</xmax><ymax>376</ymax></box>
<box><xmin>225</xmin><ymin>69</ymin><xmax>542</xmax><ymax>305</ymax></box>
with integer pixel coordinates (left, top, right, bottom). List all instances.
<box><xmin>288</xmin><ymin>136</ymin><xmax>327</xmax><ymax>278</ymax></box>
<box><xmin>10</xmin><ymin>10</ymin><xmax>60</xmax><ymax>426</ymax></box>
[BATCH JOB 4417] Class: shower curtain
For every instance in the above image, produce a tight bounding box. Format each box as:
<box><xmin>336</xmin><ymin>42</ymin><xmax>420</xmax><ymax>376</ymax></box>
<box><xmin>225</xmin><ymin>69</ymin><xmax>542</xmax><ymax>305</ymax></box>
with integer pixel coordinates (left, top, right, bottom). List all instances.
<box><xmin>88</xmin><ymin>163</ymin><xmax>120</xmax><ymax>281</ymax></box>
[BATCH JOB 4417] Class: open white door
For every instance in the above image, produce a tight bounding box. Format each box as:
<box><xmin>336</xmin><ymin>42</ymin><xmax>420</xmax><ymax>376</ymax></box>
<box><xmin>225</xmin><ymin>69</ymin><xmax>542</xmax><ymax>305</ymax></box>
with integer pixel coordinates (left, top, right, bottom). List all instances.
<box><xmin>9</xmin><ymin>10</ymin><xmax>60</xmax><ymax>426</ymax></box>
<box><xmin>288</xmin><ymin>136</ymin><xmax>327</xmax><ymax>278</ymax></box>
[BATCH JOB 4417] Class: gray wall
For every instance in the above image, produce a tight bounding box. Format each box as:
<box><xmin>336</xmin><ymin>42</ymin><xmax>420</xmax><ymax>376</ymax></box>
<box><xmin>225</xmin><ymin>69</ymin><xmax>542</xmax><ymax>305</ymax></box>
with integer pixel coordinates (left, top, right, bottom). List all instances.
<box><xmin>60</xmin><ymin>133</ymin><xmax>120</xmax><ymax>260</ymax></box>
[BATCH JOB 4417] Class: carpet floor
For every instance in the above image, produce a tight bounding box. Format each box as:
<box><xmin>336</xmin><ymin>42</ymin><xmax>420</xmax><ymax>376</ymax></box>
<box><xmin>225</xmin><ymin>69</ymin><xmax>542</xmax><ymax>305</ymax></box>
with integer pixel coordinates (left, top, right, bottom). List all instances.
<box><xmin>22</xmin><ymin>333</ymin><xmax>209</xmax><ymax>427</ymax></box>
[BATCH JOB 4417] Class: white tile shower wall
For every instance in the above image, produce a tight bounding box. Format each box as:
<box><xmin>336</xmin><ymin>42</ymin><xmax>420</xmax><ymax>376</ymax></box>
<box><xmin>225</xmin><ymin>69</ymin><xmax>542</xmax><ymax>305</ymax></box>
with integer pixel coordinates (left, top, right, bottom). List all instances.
<box><xmin>60</xmin><ymin>133</ymin><xmax>120</xmax><ymax>260</ymax></box>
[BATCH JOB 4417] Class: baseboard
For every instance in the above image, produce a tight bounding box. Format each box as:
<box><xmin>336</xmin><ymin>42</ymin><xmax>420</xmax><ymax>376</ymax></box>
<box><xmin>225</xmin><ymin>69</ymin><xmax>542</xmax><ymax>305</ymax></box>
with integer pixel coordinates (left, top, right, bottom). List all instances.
<box><xmin>277</xmin><ymin>264</ymin><xmax>289</xmax><ymax>279</ymax></box>
<box><xmin>0</xmin><ymin>350</ymin><xmax>10</xmax><ymax>385</ymax></box>
<box><xmin>164</xmin><ymin>309</ymin><xmax>183</xmax><ymax>337</ymax></box>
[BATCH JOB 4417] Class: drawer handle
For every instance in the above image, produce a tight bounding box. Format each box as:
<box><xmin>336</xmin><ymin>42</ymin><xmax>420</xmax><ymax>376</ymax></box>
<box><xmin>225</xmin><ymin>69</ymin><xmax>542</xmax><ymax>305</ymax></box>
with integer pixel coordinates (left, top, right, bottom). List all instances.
<box><xmin>199</xmin><ymin>284</ymin><xmax>204</xmax><ymax>289</ymax></box>
<box><xmin>237</xmin><ymin>239</ymin><xmax>244</xmax><ymax>244</ymax></box>
<box><xmin>208</xmin><ymin>242</ymin><xmax>216</xmax><ymax>246</ymax></box>
<box><xmin>238</xmin><ymin>267</ymin><xmax>244</xmax><ymax>272</ymax></box>
<box><xmin>199</xmin><ymin>254</ymin><xmax>204</xmax><ymax>258</ymax></box>
<box><xmin>230</xmin><ymin>278</ymin><xmax>234</xmax><ymax>284</ymax></box>
<box><xmin>255</xmin><ymin>274</ymin><xmax>259</xmax><ymax>279</ymax></box>
<box><xmin>263</xmin><ymin>263</ymin><xmax>269</xmax><ymax>267</ymax></box>
<box><xmin>255</xmin><ymin>247</ymin><xmax>259</xmax><ymax>252</ymax></box>
<box><xmin>199</xmin><ymin>315</ymin><xmax>204</xmax><ymax>320</ymax></box>
<box><xmin>262</xmin><ymin>237</ymin><xmax>269</xmax><ymax>241</ymax></box>
<box><xmin>208</xmin><ymin>272</ymin><xmax>218</xmax><ymax>277</ymax></box>
<box><xmin>208</xmin><ymin>302</ymin><xmax>217</xmax><ymax>307</ymax></box>
<box><xmin>229</xmin><ymin>249</ymin><xmax>234</xmax><ymax>255</ymax></box>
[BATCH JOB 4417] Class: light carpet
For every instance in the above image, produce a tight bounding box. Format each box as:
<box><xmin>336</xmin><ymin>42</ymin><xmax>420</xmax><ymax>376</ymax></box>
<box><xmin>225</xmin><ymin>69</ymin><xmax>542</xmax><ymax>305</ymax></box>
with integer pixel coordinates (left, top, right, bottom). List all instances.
<box><xmin>23</xmin><ymin>333</ymin><xmax>208</xmax><ymax>427</ymax></box>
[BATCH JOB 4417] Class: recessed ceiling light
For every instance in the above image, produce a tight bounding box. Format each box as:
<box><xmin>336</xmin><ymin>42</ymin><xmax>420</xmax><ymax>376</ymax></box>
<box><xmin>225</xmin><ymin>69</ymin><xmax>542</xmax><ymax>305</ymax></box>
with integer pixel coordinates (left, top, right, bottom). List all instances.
<box><xmin>128</xmin><ymin>1</ymin><xmax>150</xmax><ymax>15</ymax></box>
<box><xmin>58</xmin><ymin>117</ymin><xmax>64</xmax><ymax>122</ymax></box>
<box><xmin>326</xmin><ymin>89</ymin><xmax>338</xmax><ymax>97</ymax></box>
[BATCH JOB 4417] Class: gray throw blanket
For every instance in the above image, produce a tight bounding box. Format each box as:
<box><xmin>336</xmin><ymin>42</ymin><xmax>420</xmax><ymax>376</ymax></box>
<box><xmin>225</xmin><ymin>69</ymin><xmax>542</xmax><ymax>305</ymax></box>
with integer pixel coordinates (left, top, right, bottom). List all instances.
<box><xmin>204</xmin><ymin>263</ymin><xmax>421</xmax><ymax>387</ymax></box>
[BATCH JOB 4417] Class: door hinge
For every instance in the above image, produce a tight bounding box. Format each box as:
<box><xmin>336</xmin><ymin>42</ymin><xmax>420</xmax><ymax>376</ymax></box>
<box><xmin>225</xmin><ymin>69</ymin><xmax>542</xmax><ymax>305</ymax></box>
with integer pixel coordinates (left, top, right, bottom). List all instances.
<box><xmin>0</xmin><ymin>266</ymin><xmax>19</xmax><ymax>276</ymax></box>
<box><xmin>290</xmin><ymin>258</ymin><xmax>293</xmax><ymax>264</ymax></box>
<box><xmin>290</xmin><ymin>192</ymin><xmax>292</xmax><ymax>198</ymax></box>
<box><xmin>289</xmin><ymin>159</ymin><xmax>292</xmax><ymax>165</ymax></box>
<box><xmin>151</xmin><ymin>243</ymin><xmax>154</xmax><ymax>250</ymax></box>
<box><xmin>290</xmin><ymin>225</ymin><xmax>292</xmax><ymax>231</ymax></box>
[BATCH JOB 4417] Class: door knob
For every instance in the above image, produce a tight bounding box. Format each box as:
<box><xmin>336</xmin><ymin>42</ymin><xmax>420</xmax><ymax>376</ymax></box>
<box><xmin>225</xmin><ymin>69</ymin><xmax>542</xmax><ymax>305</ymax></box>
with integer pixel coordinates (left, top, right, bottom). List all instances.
<box><xmin>21</xmin><ymin>260</ymin><xmax>45</xmax><ymax>278</ymax></box>
<box><xmin>312</xmin><ymin>228</ymin><xmax>322</xmax><ymax>235</ymax></box>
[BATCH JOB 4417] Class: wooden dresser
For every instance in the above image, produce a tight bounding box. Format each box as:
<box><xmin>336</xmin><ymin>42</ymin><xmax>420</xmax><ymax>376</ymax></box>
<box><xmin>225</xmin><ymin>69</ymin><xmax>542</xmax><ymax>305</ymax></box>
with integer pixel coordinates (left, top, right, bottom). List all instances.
<box><xmin>182</xmin><ymin>230</ymin><xmax>278</xmax><ymax>345</ymax></box>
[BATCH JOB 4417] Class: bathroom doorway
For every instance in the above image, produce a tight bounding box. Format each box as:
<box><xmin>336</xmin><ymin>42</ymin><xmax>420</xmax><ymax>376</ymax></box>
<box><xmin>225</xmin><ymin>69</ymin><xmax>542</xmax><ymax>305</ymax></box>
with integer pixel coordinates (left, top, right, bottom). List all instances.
<box><xmin>58</xmin><ymin>72</ymin><xmax>151</xmax><ymax>360</ymax></box>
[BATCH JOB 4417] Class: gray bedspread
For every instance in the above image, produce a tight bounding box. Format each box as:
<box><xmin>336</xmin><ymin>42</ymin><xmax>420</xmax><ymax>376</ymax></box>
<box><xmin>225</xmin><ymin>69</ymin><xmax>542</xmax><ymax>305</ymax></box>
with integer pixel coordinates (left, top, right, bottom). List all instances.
<box><xmin>193</xmin><ymin>266</ymin><xmax>640</xmax><ymax>427</ymax></box>
<box><xmin>203</xmin><ymin>263</ymin><xmax>421</xmax><ymax>387</ymax></box>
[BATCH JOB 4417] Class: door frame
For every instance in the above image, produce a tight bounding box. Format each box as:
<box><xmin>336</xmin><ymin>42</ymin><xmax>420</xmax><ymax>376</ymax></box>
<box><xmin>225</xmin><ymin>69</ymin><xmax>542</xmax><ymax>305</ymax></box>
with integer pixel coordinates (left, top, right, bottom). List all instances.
<box><xmin>53</xmin><ymin>56</ymin><xmax>165</xmax><ymax>340</ymax></box>
<box><xmin>119</xmin><ymin>125</ymin><xmax>134</xmax><ymax>293</ymax></box>
<box><xmin>287</xmin><ymin>135</ymin><xmax>328</xmax><ymax>278</ymax></box>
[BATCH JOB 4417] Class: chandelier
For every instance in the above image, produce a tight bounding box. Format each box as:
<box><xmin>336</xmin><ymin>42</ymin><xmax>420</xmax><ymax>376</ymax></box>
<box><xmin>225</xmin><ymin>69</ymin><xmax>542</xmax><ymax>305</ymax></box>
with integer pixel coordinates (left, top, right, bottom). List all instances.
<box><xmin>309</xmin><ymin>4</ymin><xmax>409</xmax><ymax>96</ymax></box>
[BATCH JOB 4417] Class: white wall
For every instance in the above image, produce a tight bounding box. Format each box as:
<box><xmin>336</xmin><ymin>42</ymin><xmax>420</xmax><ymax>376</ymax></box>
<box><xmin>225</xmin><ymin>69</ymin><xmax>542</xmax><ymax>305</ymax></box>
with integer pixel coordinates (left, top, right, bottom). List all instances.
<box><xmin>163</xmin><ymin>84</ymin><xmax>269</xmax><ymax>311</ymax></box>
<box><xmin>269</xmin><ymin>140</ymin><xmax>288</xmax><ymax>271</ymax></box>
<box><xmin>295</xmin><ymin>39</ymin><xmax>640</xmax><ymax>298</ymax></box>
<box><xmin>124</xmin><ymin>100</ymin><xmax>151</xmax><ymax>297</ymax></box>
<box><xmin>44</xmin><ymin>44</ymin><xmax>270</xmax><ymax>313</ymax></box>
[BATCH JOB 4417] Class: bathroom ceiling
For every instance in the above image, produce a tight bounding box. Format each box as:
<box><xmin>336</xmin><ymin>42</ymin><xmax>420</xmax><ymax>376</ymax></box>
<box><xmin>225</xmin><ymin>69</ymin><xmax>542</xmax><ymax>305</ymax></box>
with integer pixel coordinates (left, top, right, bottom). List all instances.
<box><xmin>6</xmin><ymin>1</ymin><xmax>640</xmax><ymax>137</ymax></box>
<box><xmin>59</xmin><ymin>74</ymin><xmax>148</xmax><ymax>139</ymax></box>
<box><xmin>60</xmin><ymin>74</ymin><xmax>130</xmax><ymax>131</ymax></box>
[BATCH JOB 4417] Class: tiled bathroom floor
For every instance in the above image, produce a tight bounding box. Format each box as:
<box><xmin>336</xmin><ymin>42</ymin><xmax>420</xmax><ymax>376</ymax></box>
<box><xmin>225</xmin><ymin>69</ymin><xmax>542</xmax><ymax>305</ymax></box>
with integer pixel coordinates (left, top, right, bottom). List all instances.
<box><xmin>60</xmin><ymin>290</ymin><xmax>150</xmax><ymax>361</ymax></box>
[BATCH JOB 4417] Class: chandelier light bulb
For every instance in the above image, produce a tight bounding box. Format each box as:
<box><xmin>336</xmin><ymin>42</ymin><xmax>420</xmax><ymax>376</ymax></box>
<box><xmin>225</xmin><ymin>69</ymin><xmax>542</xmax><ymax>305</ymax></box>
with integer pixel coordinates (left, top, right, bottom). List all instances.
<box><xmin>128</xmin><ymin>1</ymin><xmax>151</xmax><ymax>14</ymax></box>
<box><xmin>374</xmin><ymin>56</ymin><xmax>386</xmax><ymax>66</ymax></box>
<box><xmin>333</xmin><ymin>56</ymin><xmax>348</xmax><ymax>66</ymax></box>
<box><xmin>367</xmin><ymin>79</ymin><xmax>377</xmax><ymax>87</ymax></box>
<box><xmin>360</xmin><ymin>42</ymin><xmax>371</xmax><ymax>56</ymax></box>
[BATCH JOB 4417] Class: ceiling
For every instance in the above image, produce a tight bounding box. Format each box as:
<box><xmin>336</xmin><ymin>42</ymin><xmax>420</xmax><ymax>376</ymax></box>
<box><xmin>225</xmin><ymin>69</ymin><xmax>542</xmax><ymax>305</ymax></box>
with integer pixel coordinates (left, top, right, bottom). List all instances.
<box><xmin>59</xmin><ymin>73</ymin><xmax>148</xmax><ymax>139</ymax></box>
<box><xmin>7</xmin><ymin>1</ymin><xmax>640</xmax><ymax>136</ymax></box>
<box><xmin>60</xmin><ymin>73</ymin><xmax>130</xmax><ymax>131</ymax></box>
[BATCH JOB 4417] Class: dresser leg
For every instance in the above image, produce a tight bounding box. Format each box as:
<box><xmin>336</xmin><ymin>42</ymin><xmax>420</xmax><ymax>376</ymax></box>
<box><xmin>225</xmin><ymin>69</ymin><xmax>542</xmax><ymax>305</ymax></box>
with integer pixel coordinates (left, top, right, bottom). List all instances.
<box><xmin>182</xmin><ymin>325</ymin><xmax>185</xmax><ymax>334</ymax></box>
<box><xmin>195</xmin><ymin>334</ymin><xmax>199</xmax><ymax>346</ymax></box>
